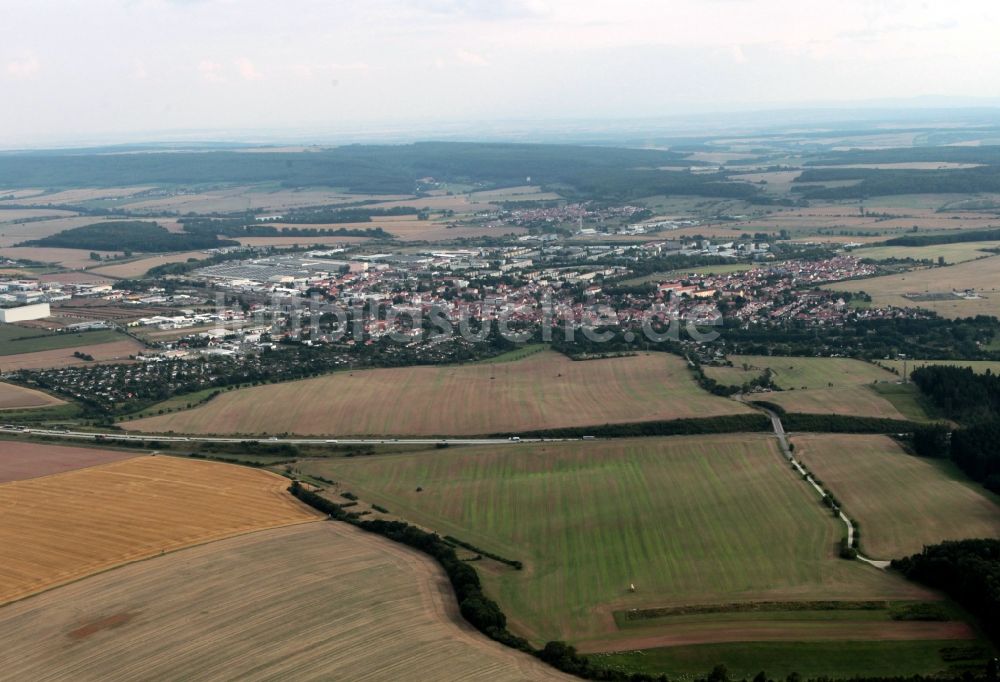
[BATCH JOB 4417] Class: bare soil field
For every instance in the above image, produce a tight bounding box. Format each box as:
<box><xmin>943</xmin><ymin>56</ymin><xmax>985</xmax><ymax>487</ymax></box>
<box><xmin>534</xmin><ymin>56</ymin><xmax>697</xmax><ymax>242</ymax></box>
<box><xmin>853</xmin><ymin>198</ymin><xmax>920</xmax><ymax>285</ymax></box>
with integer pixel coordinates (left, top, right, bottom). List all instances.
<box><xmin>128</xmin><ymin>351</ymin><xmax>753</xmax><ymax>436</ymax></box>
<box><xmin>0</xmin><ymin>382</ymin><xmax>63</xmax><ymax>411</ymax></box>
<box><xmin>823</xmin><ymin>255</ymin><xmax>1000</xmax><ymax>318</ymax></box>
<box><xmin>0</xmin><ymin>338</ymin><xmax>144</xmax><ymax>372</ymax></box>
<box><xmin>792</xmin><ymin>434</ymin><xmax>1000</xmax><ymax>559</ymax></box>
<box><xmin>0</xmin><ymin>246</ymin><xmax>122</xmax><ymax>268</ymax></box>
<box><xmin>0</xmin><ymin>454</ymin><xmax>320</xmax><ymax>605</ymax></box>
<box><xmin>0</xmin><ymin>522</ymin><xmax>570</xmax><ymax>681</ymax></box>
<box><xmin>89</xmin><ymin>250</ymin><xmax>208</xmax><ymax>278</ymax></box>
<box><xmin>0</xmin><ymin>441</ymin><xmax>137</xmax><ymax>484</ymax></box>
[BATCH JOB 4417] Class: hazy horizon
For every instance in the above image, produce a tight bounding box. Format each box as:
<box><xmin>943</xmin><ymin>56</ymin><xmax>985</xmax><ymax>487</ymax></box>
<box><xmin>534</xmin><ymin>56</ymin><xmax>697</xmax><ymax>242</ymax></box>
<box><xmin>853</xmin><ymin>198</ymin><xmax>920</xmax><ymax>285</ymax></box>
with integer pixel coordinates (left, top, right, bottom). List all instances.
<box><xmin>4</xmin><ymin>0</ymin><xmax>1000</xmax><ymax>147</ymax></box>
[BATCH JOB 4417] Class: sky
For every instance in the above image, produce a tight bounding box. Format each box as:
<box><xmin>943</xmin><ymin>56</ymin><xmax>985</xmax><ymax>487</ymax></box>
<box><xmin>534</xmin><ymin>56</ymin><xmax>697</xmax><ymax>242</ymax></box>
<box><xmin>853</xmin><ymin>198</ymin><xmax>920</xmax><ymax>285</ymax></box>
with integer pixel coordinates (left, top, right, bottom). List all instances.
<box><xmin>2</xmin><ymin>0</ymin><xmax>1000</xmax><ymax>146</ymax></box>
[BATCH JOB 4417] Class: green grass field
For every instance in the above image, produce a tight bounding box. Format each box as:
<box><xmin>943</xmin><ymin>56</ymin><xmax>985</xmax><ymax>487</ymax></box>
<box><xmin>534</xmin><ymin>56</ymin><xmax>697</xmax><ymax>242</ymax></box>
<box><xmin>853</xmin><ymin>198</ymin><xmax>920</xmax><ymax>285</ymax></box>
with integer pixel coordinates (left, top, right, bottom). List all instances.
<box><xmin>593</xmin><ymin>640</ymin><xmax>992</xmax><ymax>679</ymax></box>
<box><xmin>704</xmin><ymin>356</ymin><xmax>896</xmax><ymax>390</ymax></box>
<box><xmin>761</xmin><ymin>385</ymin><xmax>927</xmax><ymax>420</ymax></box>
<box><xmin>792</xmin><ymin>434</ymin><xmax>1000</xmax><ymax>559</ymax></box>
<box><xmin>867</xmin><ymin>382</ymin><xmax>939</xmax><ymax>421</ymax></box>
<box><xmin>299</xmin><ymin>435</ymin><xmax>932</xmax><ymax>648</ymax></box>
<box><xmin>0</xmin><ymin>326</ymin><xmax>124</xmax><ymax>356</ymax></box>
<box><xmin>123</xmin><ymin>386</ymin><xmax>223</xmax><ymax>420</ymax></box>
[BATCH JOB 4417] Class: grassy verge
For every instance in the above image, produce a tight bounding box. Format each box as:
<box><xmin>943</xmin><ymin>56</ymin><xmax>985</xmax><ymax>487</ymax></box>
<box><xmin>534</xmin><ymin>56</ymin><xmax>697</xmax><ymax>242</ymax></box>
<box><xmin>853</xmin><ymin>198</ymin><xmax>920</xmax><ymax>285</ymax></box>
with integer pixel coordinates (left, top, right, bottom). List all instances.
<box><xmin>867</xmin><ymin>382</ymin><xmax>938</xmax><ymax>422</ymax></box>
<box><xmin>0</xmin><ymin>328</ymin><xmax>125</xmax><ymax>356</ymax></box>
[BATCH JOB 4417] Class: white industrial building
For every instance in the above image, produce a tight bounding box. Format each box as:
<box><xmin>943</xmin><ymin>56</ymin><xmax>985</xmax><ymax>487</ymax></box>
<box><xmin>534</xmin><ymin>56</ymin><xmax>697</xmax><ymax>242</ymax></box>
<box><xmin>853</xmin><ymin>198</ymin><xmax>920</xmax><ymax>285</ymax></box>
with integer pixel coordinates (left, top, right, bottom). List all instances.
<box><xmin>0</xmin><ymin>302</ymin><xmax>51</xmax><ymax>323</ymax></box>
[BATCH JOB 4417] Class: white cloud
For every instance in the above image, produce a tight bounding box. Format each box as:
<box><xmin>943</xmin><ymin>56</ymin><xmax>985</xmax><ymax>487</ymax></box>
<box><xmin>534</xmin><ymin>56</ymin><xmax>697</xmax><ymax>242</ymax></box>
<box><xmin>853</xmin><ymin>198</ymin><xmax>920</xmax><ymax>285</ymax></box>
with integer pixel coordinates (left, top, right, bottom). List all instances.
<box><xmin>133</xmin><ymin>60</ymin><xmax>149</xmax><ymax>80</ymax></box>
<box><xmin>5</xmin><ymin>55</ymin><xmax>40</xmax><ymax>79</ymax></box>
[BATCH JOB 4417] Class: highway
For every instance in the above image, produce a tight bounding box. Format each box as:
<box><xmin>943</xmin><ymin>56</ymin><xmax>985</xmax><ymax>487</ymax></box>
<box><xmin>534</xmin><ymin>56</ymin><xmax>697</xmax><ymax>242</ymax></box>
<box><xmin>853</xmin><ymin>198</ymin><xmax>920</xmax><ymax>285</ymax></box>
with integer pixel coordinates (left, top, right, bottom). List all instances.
<box><xmin>0</xmin><ymin>426</ymin><xmax>571</xmax><ymax>446</ymax></box>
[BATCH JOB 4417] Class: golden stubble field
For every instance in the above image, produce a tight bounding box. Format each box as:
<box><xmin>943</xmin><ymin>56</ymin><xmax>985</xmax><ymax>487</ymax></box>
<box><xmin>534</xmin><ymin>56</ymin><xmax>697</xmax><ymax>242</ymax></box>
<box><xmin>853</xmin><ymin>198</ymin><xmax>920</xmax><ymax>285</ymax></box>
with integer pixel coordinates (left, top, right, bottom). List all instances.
<box><xmin>128</xmin><ymin>351</ymin><xmax>754</xmax><ymax>436</ymax></box>
<box><xmin>823</xmin><ymin>255</ymin><xmax>1000</xmax><ymax>318</ymax></box>
<box><xmin>0</xmin><ymin>454</ymin><xmax>321</xmax><ymax>605</ymax></box>
<box><xmin>0</xmin><ymin>522</ymin><xmax>571</xmax><ymax>681</ymax></box>
<box><xmin>89</xmin><ymin>250</ymin><xmax>209</xmax><ymax>278</ymax></box>
<box><xmin>792</xmin><ymin>434</ymin><xmax>1000</xmax><ymax>559</ymax></box>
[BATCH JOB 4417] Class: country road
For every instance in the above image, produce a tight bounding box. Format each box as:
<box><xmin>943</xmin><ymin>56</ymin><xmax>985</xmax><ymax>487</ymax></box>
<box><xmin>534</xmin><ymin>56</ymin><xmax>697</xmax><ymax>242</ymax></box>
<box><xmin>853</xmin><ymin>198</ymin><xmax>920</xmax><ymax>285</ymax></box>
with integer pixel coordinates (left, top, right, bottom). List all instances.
<box><xmin>746</xmin><ymin>401</ymin><xmax>891</xmax><ymax>570</ymax></box>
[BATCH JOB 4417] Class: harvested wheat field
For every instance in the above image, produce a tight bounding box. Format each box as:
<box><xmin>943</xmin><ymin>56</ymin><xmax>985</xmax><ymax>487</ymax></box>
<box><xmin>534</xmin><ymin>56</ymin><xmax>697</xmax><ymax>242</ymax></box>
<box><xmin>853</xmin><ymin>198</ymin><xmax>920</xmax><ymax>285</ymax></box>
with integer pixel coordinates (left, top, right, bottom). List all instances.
<box><xmin>0</xmin><ymin>454</ymin><xmax>320</xmax><ymax>605</ymax></box>
<box><xmin>128</xmin><ymin>351</ymin><xmax>753</xmax><ymax>436</ymax></box>
<box><xmin>823</xmin><ymin>255</ymin><xmax>1000</xmax><ymax>318</ymax></box>
<box><xmin>0</xmin><ymin>522</ymin><xmax>570</xmax><ymax>681</ymax></box>
<box><xmin>89</xmin><ymin>250</ymin><xmax>208</xmax><ymax>278</ymax></box>
<box><xmin>792</xmin><ymin>434</ymin><xmax>1000</xmax><ymax>559</ymax></box>
<box><xmin>0</xmin><ymin>382</ymin><xmax>63</xmax><ymax>410</ymax></box>
<box><xmin>0</xmin><ymin>441</ymin><xmax>137</xmax><ymax>484</ymax></box>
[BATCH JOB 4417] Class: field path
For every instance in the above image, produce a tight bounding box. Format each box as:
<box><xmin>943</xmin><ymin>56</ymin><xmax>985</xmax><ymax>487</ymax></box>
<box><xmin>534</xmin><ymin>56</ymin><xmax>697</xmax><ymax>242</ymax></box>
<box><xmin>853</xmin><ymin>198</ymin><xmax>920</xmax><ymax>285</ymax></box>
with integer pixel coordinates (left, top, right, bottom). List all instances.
<box><xmin>744</xmin><ymin>399</ymin><xmax>890</xmax><ymax>569</ymax></box>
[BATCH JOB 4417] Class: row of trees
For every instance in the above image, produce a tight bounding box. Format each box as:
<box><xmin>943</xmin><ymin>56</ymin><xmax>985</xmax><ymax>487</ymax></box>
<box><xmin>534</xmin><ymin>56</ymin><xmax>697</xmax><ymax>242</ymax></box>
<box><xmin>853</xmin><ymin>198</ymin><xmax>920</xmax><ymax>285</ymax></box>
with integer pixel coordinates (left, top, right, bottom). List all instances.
<box><xmin>892</xmin><ymin>540</ymin><xmax>1000</xmax><ymax>644</ymax></box>
<box><xmin>910</xmin><ymin>366</ymin><xmax>1000</xmax><ymax>495</ymax></box>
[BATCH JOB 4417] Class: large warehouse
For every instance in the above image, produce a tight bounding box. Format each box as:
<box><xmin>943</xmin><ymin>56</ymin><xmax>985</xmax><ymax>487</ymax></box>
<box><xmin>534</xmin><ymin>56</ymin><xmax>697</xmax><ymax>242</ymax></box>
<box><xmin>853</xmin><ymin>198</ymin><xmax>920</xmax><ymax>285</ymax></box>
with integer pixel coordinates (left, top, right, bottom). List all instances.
<box><xmin>0</xmin><ymin>302</ymin><xmax>51</xmax><ymax>323</ymax></box>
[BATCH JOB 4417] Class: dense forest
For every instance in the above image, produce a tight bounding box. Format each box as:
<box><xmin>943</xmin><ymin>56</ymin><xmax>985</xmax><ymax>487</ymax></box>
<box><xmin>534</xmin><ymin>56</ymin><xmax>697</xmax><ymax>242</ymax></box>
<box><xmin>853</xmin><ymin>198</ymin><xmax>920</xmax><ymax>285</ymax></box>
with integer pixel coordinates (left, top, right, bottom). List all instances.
<box><xmin>0</xmin><ymin>142</ymin><xmax>753</xmax><ymax>201</ymax></box>
<box><xmin>794</xmin><ymin>165</ymin><xmax>1000</xmax><ymax>199</ymax></box>
<box><xmin>910</xmin><ymin>365</ymin><xmax>1000</xmax><ymax>422</ymax></box>
<box><xmin>724</xmin><ymin>315</ymin><xmax>1000</xmax><ymax>360</ymax></box>
<box><xmin>910</xmin><ymin>365</ymin><xmax>1000</xmax><ymax>494</ymax></box>
<box><xmin>804</xmin><ymin>145</ymin><xmax>1000</xmax><ymax>166</ymax></box>
<box><xmin>882</xmin><ymin>228</ymin><xmax>1000</xmax><ymax>247</ymax></box>
<box><xmin>892</xmin><ymin>540</ymin><xmax>1000</xmax><ymax>643</ymax></box>
<box><xmin>22</xmin><ymin>221</ymin><xmax>237</xmax><ymax>251</ymax></box>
